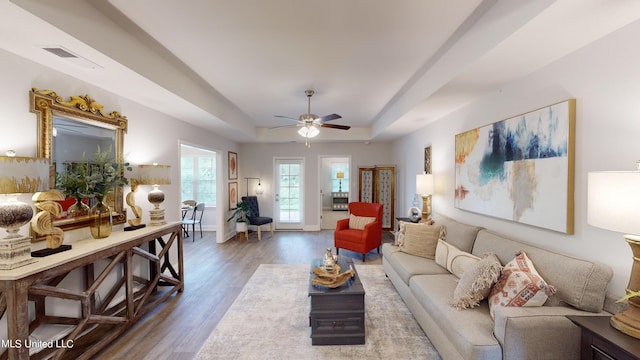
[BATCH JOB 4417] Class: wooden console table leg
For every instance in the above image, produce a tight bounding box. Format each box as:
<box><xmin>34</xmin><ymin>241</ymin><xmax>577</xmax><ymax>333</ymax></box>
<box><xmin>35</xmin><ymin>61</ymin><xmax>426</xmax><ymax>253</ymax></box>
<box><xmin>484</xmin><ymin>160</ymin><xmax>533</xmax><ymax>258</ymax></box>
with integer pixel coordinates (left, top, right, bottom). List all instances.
<box><xmin>5</xmin><ymin>280</ymin><xmax>30</xmax><ymax>359</ymax></box>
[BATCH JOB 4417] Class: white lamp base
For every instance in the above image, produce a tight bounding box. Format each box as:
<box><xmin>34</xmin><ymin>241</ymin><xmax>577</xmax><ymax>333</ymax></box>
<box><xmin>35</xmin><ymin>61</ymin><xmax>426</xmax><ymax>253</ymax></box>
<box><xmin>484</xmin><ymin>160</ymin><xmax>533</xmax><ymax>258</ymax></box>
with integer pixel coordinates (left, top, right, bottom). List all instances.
<box><xmin>0</xmin><ymin>235</ymin><xmax>36</xmax><ymax>269</ymax></box>
<box><xmin>149</xmin><ymin>208</ymin><xmax>166</xmax><ymax>226</ymax></box>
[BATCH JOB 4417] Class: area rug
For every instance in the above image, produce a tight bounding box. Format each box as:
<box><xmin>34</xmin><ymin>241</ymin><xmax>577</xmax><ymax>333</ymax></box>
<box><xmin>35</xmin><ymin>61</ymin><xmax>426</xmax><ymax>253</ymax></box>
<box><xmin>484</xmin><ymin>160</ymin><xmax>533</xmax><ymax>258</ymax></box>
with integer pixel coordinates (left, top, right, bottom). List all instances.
<box><xmin>195</xmin><ymin>264</ymin><xmax>441</xmax><ymax>360</ymax></box>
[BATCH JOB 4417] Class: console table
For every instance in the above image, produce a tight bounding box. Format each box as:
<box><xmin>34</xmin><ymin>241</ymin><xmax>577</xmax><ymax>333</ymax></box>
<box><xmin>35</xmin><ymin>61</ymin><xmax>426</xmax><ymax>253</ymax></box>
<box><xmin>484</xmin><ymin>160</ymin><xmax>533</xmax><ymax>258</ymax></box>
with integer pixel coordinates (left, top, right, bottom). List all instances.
<box><xmin>0</xmin><ymin>222</ymin><xmax>183</xmax><ymax>359</ymax></box>
<box><xmin>567</xmin><ymin>315</ymin><xmax>640</xmax><ymax>360</ymax></box>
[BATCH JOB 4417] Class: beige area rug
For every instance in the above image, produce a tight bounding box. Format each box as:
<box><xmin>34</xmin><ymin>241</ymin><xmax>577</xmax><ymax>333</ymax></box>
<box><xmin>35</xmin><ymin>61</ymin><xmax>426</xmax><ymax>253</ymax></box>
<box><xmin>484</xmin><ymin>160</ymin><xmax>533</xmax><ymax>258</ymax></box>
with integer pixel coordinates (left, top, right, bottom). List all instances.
<box><xmin>195</xmin><ymin>264</ymin><xmax>441</xmax><ymax>360</ymax></box>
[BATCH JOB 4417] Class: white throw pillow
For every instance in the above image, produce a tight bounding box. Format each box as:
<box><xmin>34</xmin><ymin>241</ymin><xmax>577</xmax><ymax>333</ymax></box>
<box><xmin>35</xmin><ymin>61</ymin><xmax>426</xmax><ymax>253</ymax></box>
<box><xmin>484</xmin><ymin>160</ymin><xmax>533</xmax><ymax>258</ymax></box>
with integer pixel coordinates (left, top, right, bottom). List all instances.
<box><xmin>349</xmin><ymin>214</ymin><xmax>376</xmax><ymax>230</ymax></box>
<box><xmin>435</xmin><ymin>239</ymin><xmax>480</xmax><ymax>278</ymax></box>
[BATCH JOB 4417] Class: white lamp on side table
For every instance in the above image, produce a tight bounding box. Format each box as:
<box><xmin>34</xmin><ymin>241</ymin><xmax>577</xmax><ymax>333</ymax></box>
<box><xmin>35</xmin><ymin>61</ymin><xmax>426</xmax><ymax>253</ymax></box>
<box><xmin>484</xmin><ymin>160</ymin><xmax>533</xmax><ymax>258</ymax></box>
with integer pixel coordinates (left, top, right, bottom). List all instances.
<box><xmin>0</xmin><ymin>156</ymin><xmax>50</xmax><ymax>268</ymax></box>
<box><xmin>138</xmin><ymin>164</ymin><xmax>171</xmax><ymax>226</ymax></box>
<box><xmin>416</xmin><ymin>173</ymin><xmax>434</xmax><ymax>222</ymax></box>
<box><xmin>587</xmin><ymin>170</ymin><xmax>640</xmax><ymax>339</ymax></box>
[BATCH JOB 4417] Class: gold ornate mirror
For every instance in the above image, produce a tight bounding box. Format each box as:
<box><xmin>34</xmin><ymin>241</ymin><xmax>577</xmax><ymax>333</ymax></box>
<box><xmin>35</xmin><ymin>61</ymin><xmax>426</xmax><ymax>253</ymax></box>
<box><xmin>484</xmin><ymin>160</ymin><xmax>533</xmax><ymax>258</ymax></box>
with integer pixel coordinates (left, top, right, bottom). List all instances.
<box><xmin>30</xmin><ymin>88</ymin><xmax>128</xmax><ymax>236</ymax></box>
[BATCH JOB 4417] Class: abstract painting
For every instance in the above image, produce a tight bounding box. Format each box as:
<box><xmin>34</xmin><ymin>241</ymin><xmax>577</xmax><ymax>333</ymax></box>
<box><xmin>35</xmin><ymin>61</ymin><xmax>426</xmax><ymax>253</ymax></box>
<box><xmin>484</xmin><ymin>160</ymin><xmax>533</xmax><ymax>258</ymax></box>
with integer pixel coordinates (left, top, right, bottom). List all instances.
<box><xmin>454</xmin><ymin>100</ymin><xmax>575</xmax><ymax>234</ymax></box>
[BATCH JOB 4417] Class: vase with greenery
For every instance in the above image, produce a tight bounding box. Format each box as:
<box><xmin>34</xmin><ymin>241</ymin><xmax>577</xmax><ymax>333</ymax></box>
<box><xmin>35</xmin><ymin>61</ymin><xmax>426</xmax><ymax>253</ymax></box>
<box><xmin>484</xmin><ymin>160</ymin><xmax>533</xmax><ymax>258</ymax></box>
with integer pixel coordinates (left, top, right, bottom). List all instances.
<box><xmin>227</xmin><ymin>200</ymin><xmax>249</xmax><ymax>232</ymax></box>
<box><xmin>82</xmin><ymin>145</ymin><xmax>131</xmax><ymax>239</ymax></box>
<box><xmin>56</xmin><ymin>163</ymin><xmax>89</xmax><ymax>218</ymax></box>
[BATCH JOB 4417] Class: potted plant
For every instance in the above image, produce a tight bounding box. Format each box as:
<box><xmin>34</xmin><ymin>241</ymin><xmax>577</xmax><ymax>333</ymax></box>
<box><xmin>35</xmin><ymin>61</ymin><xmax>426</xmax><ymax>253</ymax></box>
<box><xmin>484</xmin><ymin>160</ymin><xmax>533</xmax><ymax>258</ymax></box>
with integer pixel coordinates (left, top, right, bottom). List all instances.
<box><xmin>82</xmin><ymin>145</ymin><xmax>131</xmax><ymax>239</ymax></box>
<box><xmin>56</xmin><ymin>163</ymin><xmax>89</xmax><ymax>218</ymax></box>
<box><xmin>227</xmin><ymin>200</ymin><xmax>249</xmax><ymax>232</ymax></box>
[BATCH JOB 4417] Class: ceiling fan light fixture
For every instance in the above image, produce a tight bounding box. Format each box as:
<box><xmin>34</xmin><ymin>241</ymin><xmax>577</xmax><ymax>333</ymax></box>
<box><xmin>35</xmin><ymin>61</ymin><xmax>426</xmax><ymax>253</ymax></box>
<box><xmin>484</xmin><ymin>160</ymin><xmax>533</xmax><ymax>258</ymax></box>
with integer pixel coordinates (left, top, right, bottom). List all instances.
<box><xmin>298</xmin><ymin>125</ymin><xmax>319</xmax><ymax>138</ymax></box>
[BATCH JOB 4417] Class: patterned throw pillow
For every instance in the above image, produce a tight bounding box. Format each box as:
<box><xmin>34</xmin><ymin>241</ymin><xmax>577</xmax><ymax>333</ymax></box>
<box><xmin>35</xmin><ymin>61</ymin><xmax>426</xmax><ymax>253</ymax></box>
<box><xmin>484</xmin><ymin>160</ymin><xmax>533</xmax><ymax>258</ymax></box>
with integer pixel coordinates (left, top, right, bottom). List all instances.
<box><xmin>349</xmin><ymin>214</ymin><xmax>376</xmax><ymax>230</ymax></box>
<box><xmin>488</xmin><ymin>251</ymin><xmax>557</xmax><ymax>318</ymax></box>
<box><xmin>435</xmin><ymin>239</ymin><xmax>481</xmax><ymax>278</ymax></box>
<box><xmin>398</xmin><ymin>224</ymin><xmax>444</xmax><ymax>259</ymax></box>
<box><xmin>395</xmin><ymin>219</ymin><xmax>434</xmax><ymax>246</ymax></box>
<box><xmin>450</xmin><ymin>253</ymin><xmax>502</xmax><ymax>310</ymax></box>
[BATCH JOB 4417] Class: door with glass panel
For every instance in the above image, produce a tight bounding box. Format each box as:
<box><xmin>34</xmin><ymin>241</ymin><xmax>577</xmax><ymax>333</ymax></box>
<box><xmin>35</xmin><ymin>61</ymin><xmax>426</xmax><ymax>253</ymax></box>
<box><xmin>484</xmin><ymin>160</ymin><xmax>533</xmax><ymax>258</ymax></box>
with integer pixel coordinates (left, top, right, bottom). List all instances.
<box><xmin>275</xmin><ymin>158</ymin><xmax>304</xmax><ymax>229</ymax></box>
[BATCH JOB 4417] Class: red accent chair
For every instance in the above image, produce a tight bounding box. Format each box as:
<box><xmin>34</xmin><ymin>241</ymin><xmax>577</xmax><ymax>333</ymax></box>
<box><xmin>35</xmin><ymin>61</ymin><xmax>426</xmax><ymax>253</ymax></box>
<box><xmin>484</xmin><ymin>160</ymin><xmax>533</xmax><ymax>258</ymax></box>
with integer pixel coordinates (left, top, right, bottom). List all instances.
<box><xmin>334</xmin><ymin>202</ymin><xmax>383</xmax><ymax>262</ymax></box>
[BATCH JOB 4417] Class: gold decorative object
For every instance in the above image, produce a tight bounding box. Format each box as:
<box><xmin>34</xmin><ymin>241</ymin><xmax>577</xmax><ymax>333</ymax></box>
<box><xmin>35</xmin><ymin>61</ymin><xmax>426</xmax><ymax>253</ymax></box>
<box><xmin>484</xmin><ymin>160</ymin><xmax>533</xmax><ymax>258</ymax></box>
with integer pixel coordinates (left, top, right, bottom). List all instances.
<box><xmin>31</xmin><ymin>190</ymin><xmax>67</xmax><ymax>254</ymax></box>
<box><xmin>126</xmin><ymin>178</ymin><xmax>143</xmax><ymax>227</ymax></box>
<box><xmin>312</xmin><ymin>265</ymin><xmax>355</xmax><ymax>288</ymax></box>
<box><xmin>416</xmin><ymin>173</ymin><xmax>434</xmax><ymax>221</ymax></box>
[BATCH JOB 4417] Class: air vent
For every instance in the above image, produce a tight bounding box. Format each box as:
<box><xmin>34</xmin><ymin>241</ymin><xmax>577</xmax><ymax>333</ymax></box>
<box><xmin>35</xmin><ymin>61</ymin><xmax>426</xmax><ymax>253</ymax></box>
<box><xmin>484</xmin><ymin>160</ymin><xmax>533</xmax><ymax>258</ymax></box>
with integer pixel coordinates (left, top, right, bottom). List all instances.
<box><xmin>42</xmin><ymin>47</ymin><xmax>78</xmax><ymax>58</ymax></box>
<box><xmin>40</xmin><ymin>45</ymin><xmax>102</xmax><ymax>70</ymax></box>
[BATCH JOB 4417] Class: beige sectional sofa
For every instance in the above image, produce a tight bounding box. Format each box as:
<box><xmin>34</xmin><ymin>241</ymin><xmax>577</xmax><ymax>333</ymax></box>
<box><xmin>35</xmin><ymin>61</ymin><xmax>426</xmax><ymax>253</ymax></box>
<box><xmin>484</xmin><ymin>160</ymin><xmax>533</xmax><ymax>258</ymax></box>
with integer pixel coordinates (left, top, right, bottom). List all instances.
<box><xmin>382</xmin><ymin>214</ymin><xmax>614</xmax><ymax>360</ymax></box>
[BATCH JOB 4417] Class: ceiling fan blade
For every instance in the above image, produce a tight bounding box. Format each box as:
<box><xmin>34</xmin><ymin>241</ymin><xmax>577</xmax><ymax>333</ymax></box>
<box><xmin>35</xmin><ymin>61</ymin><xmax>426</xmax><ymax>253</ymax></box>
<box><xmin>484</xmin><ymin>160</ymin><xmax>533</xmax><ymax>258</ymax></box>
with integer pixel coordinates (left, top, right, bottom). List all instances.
<box><xmin>274</xmin><ymin>115</ymin><xmax>301</xmax><ymax>122</ymax></box>
<box><xmin>321</xmin><ymin>123</ymin><xmax>351</xmax><ymax>130</ymax></box>
<box><xmin>269</xmin><ymin>124</ymin><xmax>301</xmax><ymax>130</ymax></box>
<box><xmin>318</xmin><ymin>113</ymin><xmax>342</xmax><ymax>123</ymax></box>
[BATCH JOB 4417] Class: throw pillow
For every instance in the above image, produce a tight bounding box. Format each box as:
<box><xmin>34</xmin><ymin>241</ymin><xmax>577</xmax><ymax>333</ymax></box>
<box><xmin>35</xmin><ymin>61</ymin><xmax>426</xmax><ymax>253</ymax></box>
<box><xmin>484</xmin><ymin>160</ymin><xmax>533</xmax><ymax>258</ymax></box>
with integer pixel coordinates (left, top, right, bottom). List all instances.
<box><xmin>398</xmin><ymin>224</ymin><xmax>444</xmax><ymax>259</ymax></box>
<box><xmin>349</xmin><ymin>214</ymin><xmax>376</xmax><ymax>230</ymax></box>
<box><xmin>395</xmin><ymin>220</ymin><xmax>434</xmax><ymax>246</ymax></box>
<box><xmin>435</xmin><ymin>239</ymin><xmax>481</xmax><ymax>278</ymax></box>
<box><xmin>451</xmin><ymin>252</ymin><xmax>502</xmax><ymax>310</ymax></box>
<box><xmin>488</xmin><ymin>251</ymin><xmax>557</xmax><ymax>318</ymax></box>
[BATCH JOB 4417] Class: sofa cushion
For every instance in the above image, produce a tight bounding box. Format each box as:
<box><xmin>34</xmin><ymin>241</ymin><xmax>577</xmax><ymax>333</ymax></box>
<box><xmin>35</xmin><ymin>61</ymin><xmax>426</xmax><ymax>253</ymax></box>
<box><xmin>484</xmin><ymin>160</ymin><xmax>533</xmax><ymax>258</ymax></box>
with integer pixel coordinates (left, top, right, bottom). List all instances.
<box><xmin>395</xmin><ymin>220</ymin><xmax>433</xmax><ymax>246</ymax></box>
<box><xmin>472</xmin><ymin>230</ymin><xmax>613</xmax><ymax>313</ymax></box>
<box><xmin>410</xmin><ymin>274</ymin><xmax>502</xmax><ymax>359</ymax></box>
<box><xmin>451</xmin><ymin>252</ymin><xmax>502</xmax><ymax>310</ymax></box>
<box><xmin>399</xmin><ymin>224</ymin><xmax>444</xmax><ymax>259</ymax></box>
<box><xmin>435</xmin><ymin>239</ymin><xmax>480</xmax><ymax>278</ymax></box>
<box><xmin>382</xmin><ymin>243</ymin><xmax>448</xmax><ymax>286</ymax></box>
<box><xmin>488</xmin><ymin>251</ymin><xmax>557</xmax><ymax>318</ymax></box>
<box><xmin>431</xmin><ymin>213</ymin><xmax>483</xmax><ymax>253</ymax></box>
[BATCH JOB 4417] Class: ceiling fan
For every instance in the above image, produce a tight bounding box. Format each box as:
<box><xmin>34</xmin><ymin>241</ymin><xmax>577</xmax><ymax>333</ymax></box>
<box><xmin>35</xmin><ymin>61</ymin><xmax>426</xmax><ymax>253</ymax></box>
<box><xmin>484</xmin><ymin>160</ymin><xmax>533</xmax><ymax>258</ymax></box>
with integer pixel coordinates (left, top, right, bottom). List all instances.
<box><xmin>272</xmin><ymin>89</ymin><xmax>351</xmax><ymax>147</ymax></box>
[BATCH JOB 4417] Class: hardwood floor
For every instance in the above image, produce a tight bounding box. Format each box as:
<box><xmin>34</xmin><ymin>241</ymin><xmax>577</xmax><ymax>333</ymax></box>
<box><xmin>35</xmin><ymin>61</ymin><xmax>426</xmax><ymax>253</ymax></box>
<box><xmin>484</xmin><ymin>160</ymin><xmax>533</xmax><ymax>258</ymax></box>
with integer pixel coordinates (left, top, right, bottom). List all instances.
<box><xmin>94</xmin><ymin>229</ymin><xmax>392</xmax><ymax>360</ymax></box>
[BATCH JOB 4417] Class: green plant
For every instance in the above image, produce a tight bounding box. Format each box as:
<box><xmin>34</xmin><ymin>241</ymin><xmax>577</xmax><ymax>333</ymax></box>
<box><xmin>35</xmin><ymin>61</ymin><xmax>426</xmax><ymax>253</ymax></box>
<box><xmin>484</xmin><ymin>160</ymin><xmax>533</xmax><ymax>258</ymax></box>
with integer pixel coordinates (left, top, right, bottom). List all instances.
<box><xmin>226</xmin><ymin>201</ymin><xmax>249</xmax><ymax>223</ymax></box>
<box><xmin>56</xmin><ymin>163</ymin><xmax>88</xmax><ymax>200</ymax></box>
<box><xmin>82</xmin><ymin>145</ymin><xmax>131</xmax><ymax>200</ymax></box>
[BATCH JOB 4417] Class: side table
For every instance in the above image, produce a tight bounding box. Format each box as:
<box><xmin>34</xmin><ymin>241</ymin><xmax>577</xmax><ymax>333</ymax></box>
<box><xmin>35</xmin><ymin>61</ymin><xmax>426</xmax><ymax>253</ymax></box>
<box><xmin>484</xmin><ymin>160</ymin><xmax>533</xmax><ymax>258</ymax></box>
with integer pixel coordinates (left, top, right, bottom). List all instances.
<box><xmin>567</xmin><ymin>315</ymin><xmax>640</xmax><ymax>360</ymax></box>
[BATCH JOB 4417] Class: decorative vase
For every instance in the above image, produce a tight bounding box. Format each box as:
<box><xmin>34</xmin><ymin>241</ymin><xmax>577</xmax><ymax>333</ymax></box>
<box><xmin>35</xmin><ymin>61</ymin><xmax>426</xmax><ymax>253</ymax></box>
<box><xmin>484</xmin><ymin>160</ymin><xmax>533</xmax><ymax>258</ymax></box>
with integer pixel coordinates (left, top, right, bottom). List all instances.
<box><xmin>68</xmin><ymin>197</ymin><xmax>89</xmax><ymax>218</ymax></box>
<box><xmin>89</xmin><ymin>197</ymin><xmax>112</xmax><ymax>239</ymax></box>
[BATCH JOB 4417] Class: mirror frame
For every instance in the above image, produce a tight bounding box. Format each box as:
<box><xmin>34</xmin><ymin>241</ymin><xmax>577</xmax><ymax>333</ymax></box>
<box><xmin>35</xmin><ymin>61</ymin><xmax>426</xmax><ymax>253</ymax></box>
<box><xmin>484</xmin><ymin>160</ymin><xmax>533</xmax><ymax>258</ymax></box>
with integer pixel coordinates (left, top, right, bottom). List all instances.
<box><xmin>30</xmin><ymin>88</ymin><xmax>128</xmax><ymax>235</ymax></box>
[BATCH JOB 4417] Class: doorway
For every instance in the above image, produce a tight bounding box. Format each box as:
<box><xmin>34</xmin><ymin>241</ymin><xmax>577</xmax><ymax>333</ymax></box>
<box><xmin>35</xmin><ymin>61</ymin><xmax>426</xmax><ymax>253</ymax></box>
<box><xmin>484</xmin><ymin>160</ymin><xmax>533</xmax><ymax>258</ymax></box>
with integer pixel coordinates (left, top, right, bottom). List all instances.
<box><xmin>274</xmin><ymin>157</ymin><xmax>304</xmax><ymax>230</ymax></box>
<box><xmin>319</xmin><ymin>156</ymin><xmax>351</xmax><ymax>230</ymax></box>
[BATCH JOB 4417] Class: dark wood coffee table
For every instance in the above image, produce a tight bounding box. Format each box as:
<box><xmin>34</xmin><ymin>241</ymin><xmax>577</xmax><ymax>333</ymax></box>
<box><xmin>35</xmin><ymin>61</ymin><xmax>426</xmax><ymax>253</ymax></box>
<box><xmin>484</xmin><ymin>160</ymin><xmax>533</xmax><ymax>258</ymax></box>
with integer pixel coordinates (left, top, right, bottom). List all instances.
<box><xmin>308</xmin><ymin>256</ymin><xmax>365</xmax><ymax>345</ymax></box>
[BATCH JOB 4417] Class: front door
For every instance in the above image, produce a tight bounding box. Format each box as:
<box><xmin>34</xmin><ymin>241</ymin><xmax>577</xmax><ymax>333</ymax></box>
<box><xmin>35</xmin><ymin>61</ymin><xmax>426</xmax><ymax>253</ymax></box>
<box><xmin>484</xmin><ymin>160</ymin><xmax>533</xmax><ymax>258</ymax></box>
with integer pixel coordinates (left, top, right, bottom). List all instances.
<box><xmin>274</xmin><ymin>158</ymin><xmax>304</xmax><ymax>229</ymax></box>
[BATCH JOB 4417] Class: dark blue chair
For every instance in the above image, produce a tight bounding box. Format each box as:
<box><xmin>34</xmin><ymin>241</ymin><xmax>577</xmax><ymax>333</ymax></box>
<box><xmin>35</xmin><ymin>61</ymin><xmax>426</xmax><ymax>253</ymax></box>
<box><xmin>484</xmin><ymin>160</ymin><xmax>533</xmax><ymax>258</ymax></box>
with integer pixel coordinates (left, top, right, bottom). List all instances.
<box><xmin>242</xmin><ymin>196</ymin><xmax>273</xmax><ymax>240</ymax></box>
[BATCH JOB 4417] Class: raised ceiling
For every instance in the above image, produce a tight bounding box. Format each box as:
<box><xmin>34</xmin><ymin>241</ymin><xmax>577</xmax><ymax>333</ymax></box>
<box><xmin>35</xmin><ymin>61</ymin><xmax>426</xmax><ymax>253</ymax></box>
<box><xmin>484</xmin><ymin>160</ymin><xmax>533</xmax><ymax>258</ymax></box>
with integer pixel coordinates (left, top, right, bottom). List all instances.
<box><xmin>4</xmin><ymin>0</ymin><xmax>640</xmax><ymax>144</ymax></box>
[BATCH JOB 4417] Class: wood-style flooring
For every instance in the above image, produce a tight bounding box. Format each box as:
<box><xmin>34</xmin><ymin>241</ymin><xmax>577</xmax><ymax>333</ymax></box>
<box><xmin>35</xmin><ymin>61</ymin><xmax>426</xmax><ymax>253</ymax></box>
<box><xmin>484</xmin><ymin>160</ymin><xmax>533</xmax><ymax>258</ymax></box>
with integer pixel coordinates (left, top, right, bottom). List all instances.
<box><xmin>94</xmin><ymin>229</ymin><xmax>393</xmax><ymax>360</ymax></box>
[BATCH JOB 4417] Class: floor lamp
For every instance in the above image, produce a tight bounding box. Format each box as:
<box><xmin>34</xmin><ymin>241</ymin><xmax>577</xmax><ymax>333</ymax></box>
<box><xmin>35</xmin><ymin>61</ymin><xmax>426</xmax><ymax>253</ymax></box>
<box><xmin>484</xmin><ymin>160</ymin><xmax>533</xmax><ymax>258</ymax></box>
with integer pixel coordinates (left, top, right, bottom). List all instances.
<box><xmin>245</xmin><ymin>177</ymin><xmax>264</xmax><ymax>196</ymax></box>
<box><xmin>337</xmin><ymin>171</ymin><xmax>344</xmax><ymax>192</ymax></box>
<box><xmin>588</xmin><ymin>170</ymin><xmax>640</xmax><ymax>339</ymax></box>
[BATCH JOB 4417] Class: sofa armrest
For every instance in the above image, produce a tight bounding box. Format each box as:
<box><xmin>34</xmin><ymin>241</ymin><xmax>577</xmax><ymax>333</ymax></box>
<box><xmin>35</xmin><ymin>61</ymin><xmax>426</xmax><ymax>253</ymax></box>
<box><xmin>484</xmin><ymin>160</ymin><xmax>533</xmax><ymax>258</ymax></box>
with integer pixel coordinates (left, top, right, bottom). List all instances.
<box><xmin>493</xmin><ymin>306</ymin><xmax>610</xmax><ymax>360</ymax></box>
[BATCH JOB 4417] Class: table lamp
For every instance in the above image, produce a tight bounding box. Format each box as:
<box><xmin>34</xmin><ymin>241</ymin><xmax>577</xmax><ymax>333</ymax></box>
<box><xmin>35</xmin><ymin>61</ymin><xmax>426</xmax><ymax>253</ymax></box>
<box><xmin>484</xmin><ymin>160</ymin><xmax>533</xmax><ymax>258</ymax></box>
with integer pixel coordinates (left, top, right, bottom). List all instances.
<box><xmin>138</xmin><ymin>164</ymin><xmax>171</xmax><ymax>226</ymax></box>
<box><xmin>0</xmin><ymin>155</ymin><xmax>49</xmax><ymax>268</ymax></box>
<box><xmin>587</xmin><ymin>170</ymin><xmax>640</xmax><ymax>339</ymax></box>
<box><xmin>416</xmin><ymin>173</ymin><xmax>434</xmax><ymax>222</ymax></box>
<box><xmin>337</xmin><ymin>171</ymin><xmax>344</xmax><ymax>192</ymax></box>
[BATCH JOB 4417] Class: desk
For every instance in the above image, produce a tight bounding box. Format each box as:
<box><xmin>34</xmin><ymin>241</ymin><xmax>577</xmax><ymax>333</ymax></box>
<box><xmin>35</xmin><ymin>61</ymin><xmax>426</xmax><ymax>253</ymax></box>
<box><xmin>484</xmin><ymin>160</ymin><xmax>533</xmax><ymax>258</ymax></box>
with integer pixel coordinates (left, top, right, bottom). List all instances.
<box><xmin>0</xmin><ymin>222</ymin><xmax>183</xmax><ymax>359</ymax></box>
<box><xmin>567</xmin><ymin>315</ymin><xmax>640</xmax><ymax>360</ymax></box>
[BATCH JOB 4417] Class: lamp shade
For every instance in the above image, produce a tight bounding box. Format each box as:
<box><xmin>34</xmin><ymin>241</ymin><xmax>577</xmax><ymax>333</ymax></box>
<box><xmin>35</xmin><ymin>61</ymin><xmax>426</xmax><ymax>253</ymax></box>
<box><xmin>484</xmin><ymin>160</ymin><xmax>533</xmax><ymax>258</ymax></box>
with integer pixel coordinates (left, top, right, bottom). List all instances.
<box><xmin>416</xmin><ymin>173</ymin><xmax>434</xmax><ymax>196</ymax></box>
<box><xmin>0</xmin><ymin>156</ymin><xmax>50</xmax><ymax>194</ymax></box>
<box><xmin>588</xmin><ymin>171</ymin><xmax>640</xmax><ymax>235</ymax></box>
<box><xmin>138</xmin><ymin>164</ymin><xmax>171</xmax><ymax>185</ymax></box>
<box><xmin>336</xmin><ymin>171</ymin><xmax>344</xmax><ymax>179</ymax></box>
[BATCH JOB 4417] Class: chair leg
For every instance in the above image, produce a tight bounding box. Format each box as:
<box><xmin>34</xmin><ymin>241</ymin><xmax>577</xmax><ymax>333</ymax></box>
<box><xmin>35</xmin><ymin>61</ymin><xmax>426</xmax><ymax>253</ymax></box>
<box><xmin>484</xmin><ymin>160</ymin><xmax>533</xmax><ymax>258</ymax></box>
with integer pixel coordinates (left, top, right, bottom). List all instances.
<box><xmin>270</xmin><ymin>223</ymin><xmax>274</xmax><ymax>237</ymax></box>
<box><xmin>257</xmin><ymin>226</ymin><xmax>262</xmax><ymax>241</ymax></box>
<box><xmin>336</xmin><ymin>248</ymin><xmax>339</xmax><ymax>255</ymax></box>
<box><xmin>199</xmin><ymin>223</ymin><xmax>203</xmax><ymax>238</ymax></box>
<box><xmin>362</xmin><ymin>253</ymin><xmax>366</xmax><ymax>262</ymax></box>
<box><xmin>192</xmin><ymin>223</ymin><xmax>195</xmax><ymax>242</ymax></box>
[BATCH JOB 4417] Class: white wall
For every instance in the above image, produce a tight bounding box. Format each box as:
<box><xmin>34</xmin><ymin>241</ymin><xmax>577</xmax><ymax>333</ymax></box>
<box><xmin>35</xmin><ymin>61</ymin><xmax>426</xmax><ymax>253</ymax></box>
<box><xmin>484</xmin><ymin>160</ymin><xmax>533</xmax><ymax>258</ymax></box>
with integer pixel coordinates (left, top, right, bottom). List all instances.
<box><xmin>240</xmin><ymin>142</ymin><xmax>392</xmax><ymax>230</ymax></box>
<box><xmin>392</xmin><ymin>19</ymin><xmax>640</xmax><ymax>297</ymax></box>
<box><xmin>0</xmin><ymin>49</ymin><xmax>240</xmax><ymax>244</ymax></box>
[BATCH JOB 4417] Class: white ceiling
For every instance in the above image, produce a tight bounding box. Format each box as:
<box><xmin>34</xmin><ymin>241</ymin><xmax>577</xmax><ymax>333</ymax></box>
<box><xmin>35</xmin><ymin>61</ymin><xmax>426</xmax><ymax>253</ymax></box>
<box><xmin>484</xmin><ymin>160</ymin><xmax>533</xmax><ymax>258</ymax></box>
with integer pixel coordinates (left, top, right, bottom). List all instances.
<box><xmin>4</xmin><ymin>0</ymin><xmax>640</xmax><ymax>144</ymax></box>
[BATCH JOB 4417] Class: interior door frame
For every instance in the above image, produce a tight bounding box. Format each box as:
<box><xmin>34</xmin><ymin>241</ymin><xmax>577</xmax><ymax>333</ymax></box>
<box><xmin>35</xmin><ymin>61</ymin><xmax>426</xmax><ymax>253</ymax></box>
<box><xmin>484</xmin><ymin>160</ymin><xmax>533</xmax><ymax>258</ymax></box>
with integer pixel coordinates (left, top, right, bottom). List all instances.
<box><xmin>318</xmin><ymin>155</ymin><xmax>351</xmax><ymax>228</ymax></box>
<box><xmin>273</xmin><ymin>157</ymin><xmax>305</xmax><ymax>230</ymax></box>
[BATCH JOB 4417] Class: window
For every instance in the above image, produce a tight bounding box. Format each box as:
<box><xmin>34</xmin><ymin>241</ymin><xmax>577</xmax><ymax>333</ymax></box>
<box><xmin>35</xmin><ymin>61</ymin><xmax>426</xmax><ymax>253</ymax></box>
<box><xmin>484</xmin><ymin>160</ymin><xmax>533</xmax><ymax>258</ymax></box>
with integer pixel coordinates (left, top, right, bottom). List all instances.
<box><xmin>181</xmin><ymin>145</ymin><xmax>216</xmax><ymax>206</ymax></box>
<box><xmin>331</xmin><ymin>163</ymin><xmax>349</xmax><ymax>192</ymax></box>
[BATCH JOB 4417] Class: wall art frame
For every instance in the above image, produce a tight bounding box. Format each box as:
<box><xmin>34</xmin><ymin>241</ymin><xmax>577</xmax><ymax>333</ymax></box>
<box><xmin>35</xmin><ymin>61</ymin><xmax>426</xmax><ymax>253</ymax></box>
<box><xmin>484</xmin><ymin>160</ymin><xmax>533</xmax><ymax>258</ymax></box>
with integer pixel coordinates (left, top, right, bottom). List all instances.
<box><xmin>228</xmin><ymin>181</ymin><xmax>238</xmax><ymax>210</ymax></box>
<box><xmin>228</xmin><ymin>151</ymin><xmax>237</xmax><ymax>180</ymax></box>
<box><xmin>424</xmin><ymin>146</ymin><xmax>432</xmax><ymax>174</ymax></box>
<box><xmin>454</xmin><ymin>99</ymin><xmax>576</xmax><ymax>234</ymax></box>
